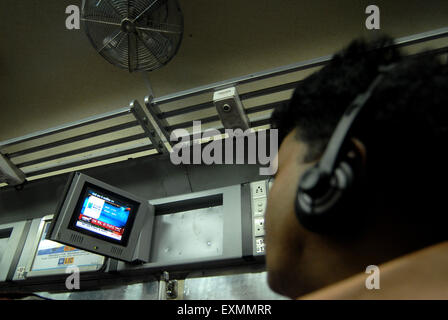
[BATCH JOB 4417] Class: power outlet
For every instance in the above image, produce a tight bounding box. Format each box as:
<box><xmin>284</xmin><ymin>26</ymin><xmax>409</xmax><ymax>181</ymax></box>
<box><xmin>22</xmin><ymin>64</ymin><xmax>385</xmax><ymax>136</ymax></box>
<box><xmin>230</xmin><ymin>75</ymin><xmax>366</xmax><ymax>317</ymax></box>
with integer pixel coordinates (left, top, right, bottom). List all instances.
<box><xmin>251</xmin><ymin>181</ymin><xmax>267</xmax><ymax>198</ymax></box>
<box><xmin>254</xmin><ymin>217</ymin><xmax>265</xmax><ymax>236</ymax></box>
<box><xmin>255</xmin><ymin>237</ymin><xmax>265</xmax><ymax>254</ymax></box>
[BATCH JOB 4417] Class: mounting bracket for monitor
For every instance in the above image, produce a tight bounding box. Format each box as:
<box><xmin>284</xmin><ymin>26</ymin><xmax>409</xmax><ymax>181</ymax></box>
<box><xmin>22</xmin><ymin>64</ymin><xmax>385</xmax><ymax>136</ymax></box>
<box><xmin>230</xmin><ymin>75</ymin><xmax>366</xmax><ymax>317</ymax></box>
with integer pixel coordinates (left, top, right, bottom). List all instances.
<box><xmin>47</xmin><ymin>172</ymin><xmax>154</xmax><ymax>263</ymax></box>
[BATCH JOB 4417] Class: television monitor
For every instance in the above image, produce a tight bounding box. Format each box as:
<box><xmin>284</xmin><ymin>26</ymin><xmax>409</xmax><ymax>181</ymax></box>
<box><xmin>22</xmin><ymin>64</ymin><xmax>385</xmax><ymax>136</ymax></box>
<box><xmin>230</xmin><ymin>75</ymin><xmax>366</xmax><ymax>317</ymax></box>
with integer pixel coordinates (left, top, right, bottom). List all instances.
<box><xmin>47</xmin><ymin>172</ymin><xmax>154</xmax><ymax>263</ymax></box>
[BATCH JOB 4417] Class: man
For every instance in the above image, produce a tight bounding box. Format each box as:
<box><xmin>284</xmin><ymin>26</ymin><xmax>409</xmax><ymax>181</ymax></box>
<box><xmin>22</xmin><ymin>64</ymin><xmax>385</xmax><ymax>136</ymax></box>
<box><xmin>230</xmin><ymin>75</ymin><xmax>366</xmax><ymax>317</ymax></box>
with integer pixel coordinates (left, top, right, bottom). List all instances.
<box><xmin>265</xmin><ymin>36</ymin><xmax>448</xmax><ymax>299</ymax></box>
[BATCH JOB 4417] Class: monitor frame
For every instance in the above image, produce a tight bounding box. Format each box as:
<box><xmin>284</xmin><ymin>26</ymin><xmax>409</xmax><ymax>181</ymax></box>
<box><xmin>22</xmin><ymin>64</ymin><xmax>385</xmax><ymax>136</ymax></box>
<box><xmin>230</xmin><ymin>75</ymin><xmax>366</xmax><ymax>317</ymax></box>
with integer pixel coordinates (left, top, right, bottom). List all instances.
<box><xmin>68</xmin><ymin>182</ymin><xmax>140</xmax><ymax>247</ymax></box>
<box><xmin>47</xmin><ymin>172</ymin><xmax>154</xmax><ymax>263</ymax></box>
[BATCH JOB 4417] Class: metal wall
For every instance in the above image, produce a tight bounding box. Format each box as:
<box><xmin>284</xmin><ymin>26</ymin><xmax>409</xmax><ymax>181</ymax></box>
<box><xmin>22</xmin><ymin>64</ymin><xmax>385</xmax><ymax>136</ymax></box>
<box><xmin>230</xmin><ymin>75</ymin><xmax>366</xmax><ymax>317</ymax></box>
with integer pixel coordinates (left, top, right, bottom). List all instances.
<box><xmin>33</xmin><ymin>269</ymin><xmax>287</xmax><ymax>300</ymax></box>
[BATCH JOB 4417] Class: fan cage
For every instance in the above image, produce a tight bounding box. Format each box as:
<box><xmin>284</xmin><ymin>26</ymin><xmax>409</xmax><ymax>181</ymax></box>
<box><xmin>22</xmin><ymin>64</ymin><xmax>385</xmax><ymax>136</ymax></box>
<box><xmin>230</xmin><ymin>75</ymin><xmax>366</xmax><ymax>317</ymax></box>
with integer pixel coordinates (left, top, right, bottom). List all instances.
<box><xmin>82</xmin><ymin>0</ymin><xmax>184</xmax><ymax>72</ymax></box>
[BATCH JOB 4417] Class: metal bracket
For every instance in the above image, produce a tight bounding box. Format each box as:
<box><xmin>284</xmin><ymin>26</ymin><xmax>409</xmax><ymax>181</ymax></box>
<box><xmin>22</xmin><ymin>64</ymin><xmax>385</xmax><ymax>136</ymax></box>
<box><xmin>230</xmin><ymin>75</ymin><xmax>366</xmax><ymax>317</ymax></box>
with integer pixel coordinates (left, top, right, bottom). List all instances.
<box><xmin>0</xmin><ymin>152</ymin><xmax>26</xmax><ymax>186</ymax></box>
<box><xmin>166</xmin><ymin>281</ymin><xmax>178</xmax><ymax>299</ymax></box>
<box><xmin>213</xmin><ymin>87</ymin><xmax>250</xmax><ymax>131</ymax></box>
<box><xmin>159</xmin><ymin>271</ymin><xmax>178</xmax><ymax>300</ymax></box>
<box><xmin>130</xmin><ymin>100</ymin><xmax>168</xmax><ymax>154</ymax></box>
<box><xmin>144</xmin><ymin>95</ymin><xmax>173</xmax><ymax>146</ymax></box>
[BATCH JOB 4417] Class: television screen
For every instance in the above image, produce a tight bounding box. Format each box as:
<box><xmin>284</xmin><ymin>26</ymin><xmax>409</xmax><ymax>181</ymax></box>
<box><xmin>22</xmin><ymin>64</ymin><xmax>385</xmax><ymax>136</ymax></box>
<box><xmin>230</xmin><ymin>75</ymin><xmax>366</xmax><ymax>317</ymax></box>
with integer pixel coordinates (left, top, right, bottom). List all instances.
<box><xmin>70</xmin><ymin>183</ymin><xmax>139</xmax><ymax>246</ymax></box>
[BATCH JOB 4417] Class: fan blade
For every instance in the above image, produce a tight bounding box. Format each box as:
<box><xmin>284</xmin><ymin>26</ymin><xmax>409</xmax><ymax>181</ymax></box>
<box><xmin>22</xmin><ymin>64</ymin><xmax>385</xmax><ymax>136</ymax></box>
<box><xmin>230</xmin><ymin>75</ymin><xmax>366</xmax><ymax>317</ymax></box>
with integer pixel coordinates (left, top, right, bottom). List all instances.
<box><xmin>133</xmin><ymin>0</ymin><xmax>161</xmax><ymax>22</ymax></box>
<box><xmin>83</xmin><ymin>12</ymin><xmax>122</xmax><ymax>23</ymax></box>
<box><xmin>103</xmin><ymin>0</ymin><xmax>127</xmax><ymax>19</ymax></box>
<box><xmin>136</xmin><ymin>29</ymin><xmax>162</xmax><ymax>67</ymax></box>
<box><xmin>98</xmin><ymin>30</ymin><xmax>124</xmax><ymax>53</ymax></box>
<box><xmin>128</xmin><ymin>32</ymin><xmax>138</xmax><ymax>72</ymax></box>
<box><xmin>81</xmin><ymin>18</ymin><xmax>121</xmax><ymax>27</ymax></box>
<box><xmin>136</xmin><ymin>26</ymin><xmax>181</xmax><ymax>35</ymax></box>
<box><xmin>137</xmin><ymin>20</ymin><xmax>182</xmax><ymax>34</ymax></box>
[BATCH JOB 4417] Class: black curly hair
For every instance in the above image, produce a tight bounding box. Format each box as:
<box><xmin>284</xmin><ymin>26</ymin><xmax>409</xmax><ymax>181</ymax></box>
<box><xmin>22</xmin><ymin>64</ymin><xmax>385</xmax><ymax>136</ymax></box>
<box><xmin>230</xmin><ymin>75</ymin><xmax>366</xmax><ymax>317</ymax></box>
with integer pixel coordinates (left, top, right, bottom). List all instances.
<box><xmin>271</xmin><ymin>36</ymin><xmax>448</xmax><ymax>235</ymax></box>
<box><xmin>272</xmin><ymin>36</ymin><xmax>401</xmax><ymax>157</ymax></box>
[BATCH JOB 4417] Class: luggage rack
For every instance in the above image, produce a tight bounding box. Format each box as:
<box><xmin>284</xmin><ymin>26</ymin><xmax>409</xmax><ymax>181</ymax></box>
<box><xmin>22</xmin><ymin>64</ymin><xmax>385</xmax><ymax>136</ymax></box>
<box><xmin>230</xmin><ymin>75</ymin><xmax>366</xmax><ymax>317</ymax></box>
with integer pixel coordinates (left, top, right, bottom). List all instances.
<box><xmin>1</xmin><ymin>26</ymin><xmax>448</xmax><ymax>187</ymax></box>
<box><xmin>145</xmin><ymin>26</ymin><xmax>448</xmax><ymax>143</ymax></box>
<box><xmin>0</xmin><ymin>101</ymin><xmax>166</xmax><ymax>183</ymax></box>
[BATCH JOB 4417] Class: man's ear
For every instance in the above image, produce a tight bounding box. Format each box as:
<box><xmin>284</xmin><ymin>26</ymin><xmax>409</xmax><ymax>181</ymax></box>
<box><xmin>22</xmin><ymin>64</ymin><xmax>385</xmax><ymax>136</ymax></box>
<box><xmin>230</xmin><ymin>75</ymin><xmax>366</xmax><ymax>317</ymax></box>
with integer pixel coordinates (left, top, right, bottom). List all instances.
<box><xmin>351</xmin><ymin>138</ymin><xmax>367</xmax><ymax>166</ymax></box>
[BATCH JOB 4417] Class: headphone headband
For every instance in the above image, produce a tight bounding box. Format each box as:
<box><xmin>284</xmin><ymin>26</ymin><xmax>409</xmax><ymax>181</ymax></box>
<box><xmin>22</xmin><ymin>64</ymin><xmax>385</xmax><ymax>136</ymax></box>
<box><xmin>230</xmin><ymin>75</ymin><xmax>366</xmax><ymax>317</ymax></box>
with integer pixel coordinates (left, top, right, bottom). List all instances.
<box><xmin>296</xmin><ymin>64</ymin><xmax>396</xmax><ymax>233</ymax></box>
<box><xmin>318</xmin><ymin>72</ymin><xmax>386</xmax><ymax>175</ymax></box>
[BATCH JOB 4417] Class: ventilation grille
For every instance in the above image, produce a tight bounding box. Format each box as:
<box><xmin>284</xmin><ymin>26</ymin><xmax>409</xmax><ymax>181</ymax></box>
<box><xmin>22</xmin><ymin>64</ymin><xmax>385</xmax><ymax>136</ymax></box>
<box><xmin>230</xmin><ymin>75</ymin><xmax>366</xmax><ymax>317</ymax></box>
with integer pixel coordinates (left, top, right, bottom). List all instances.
<box><xmin>111</xmin><ymin>246</ymin><xmax>123</xmax><ymax>256</ymax></box>
<box><xmin>70</xmin><ymin>234</ymin><xmax>84</xmax><ymax>244</ymax></box>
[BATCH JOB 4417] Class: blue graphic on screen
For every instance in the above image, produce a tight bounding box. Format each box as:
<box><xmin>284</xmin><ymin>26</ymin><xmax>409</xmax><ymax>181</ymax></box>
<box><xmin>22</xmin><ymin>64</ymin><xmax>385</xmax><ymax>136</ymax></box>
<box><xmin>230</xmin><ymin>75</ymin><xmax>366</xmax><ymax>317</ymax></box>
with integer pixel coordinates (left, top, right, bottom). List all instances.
<box><xmin>75</xmin><ymin>188</ymin><xmax>133</xmax><ymax>241</ymax></box>
<box><xmin>80</xmin><ymin>193</ymin><xmax>130</xmax><ymax>228</ymax></box>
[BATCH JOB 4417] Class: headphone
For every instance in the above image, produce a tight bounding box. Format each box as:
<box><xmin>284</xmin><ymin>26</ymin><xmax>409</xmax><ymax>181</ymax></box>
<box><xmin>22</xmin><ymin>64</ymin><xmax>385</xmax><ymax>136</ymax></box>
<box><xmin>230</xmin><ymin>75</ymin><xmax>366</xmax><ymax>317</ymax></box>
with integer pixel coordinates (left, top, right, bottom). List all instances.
<box><xmin>295</xmin><ymin>65</ymin><xmax>395</xmax><ymax>234</ymax></box>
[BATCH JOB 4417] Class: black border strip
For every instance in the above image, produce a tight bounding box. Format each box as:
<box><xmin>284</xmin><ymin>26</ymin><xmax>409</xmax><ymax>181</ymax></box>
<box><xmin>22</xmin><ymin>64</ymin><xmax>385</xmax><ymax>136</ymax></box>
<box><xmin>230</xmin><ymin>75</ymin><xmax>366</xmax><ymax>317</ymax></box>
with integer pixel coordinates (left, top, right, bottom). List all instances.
<box><xmin>154</xmin><ymin>194</ymin><xmax>223</xmax><ymax>216</ymax></box>
<box><xmin>46</xmin><ymin>172</ymin><xmax>77</xmax><ymax>240</ymax></box>
<box><xmin>241</xmin><ymin>183</ymin><xmax>254</xmax><ymax>260</ymax></box>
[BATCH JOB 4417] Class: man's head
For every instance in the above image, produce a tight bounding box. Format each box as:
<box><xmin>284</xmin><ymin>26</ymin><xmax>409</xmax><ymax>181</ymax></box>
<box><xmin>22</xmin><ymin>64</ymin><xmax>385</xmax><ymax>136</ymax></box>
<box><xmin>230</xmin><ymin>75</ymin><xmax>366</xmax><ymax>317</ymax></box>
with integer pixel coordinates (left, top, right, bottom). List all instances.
<box><xmin>265</xmin><ymin>37</ymin><xmax>448</xmax><ymax>298</ymax></box>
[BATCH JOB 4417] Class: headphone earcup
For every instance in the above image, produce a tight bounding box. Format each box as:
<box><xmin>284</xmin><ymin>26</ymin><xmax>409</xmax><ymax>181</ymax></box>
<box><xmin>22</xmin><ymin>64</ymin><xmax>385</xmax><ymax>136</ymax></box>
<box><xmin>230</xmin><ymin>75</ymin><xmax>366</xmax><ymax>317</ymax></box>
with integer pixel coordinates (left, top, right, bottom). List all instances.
<box><xmin>295</xmin><ymin>161</ymin><xmax>358</xmax><ymax>233</ymax></box>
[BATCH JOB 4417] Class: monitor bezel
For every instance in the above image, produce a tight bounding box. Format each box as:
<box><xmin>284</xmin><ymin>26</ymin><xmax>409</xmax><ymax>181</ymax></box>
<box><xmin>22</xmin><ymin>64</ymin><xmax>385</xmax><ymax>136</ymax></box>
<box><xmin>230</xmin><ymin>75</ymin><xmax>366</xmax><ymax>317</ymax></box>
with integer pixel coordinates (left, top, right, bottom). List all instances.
<box><xmin>47</xmin><ymin>172</ymin><xmax>154</xmax><ymax>263</ymax></box>
<box><xmin>68</xmin><ymin>182</ymin><xmax>140</xmax><ymax>247</ymax></box>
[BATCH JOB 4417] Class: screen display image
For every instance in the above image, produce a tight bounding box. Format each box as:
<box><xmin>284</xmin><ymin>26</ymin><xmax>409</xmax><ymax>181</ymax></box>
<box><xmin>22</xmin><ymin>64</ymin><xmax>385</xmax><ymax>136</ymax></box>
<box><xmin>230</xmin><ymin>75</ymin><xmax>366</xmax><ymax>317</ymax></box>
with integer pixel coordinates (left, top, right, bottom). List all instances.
<box><xmin>71</xmin><ymin>186</ymin><xmax>139</xmax><ymax>245</ymax></box>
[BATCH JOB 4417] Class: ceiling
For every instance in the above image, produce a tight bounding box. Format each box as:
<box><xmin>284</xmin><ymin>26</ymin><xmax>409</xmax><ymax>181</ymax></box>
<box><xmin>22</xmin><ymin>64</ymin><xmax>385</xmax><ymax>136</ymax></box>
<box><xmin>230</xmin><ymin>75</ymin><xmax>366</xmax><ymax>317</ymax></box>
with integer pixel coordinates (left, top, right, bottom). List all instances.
<box><xmin>1</xmin><ymin>0</ymin><xmax>448</xmax><ymax>142</ymax></box>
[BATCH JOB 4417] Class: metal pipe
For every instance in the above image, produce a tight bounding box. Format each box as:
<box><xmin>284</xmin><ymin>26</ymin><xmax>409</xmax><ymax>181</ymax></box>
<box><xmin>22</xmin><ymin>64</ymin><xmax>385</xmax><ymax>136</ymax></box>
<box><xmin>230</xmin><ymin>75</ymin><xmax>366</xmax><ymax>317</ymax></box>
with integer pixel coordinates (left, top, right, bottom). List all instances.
<box><xmin>0</xmin><ymin>107</ymin><xmax>132</xmax><ymax>148</ymax></box>
<box><xmin>15</xmin><ymin>133</ymin><xmax>148</xmax><ymax>168</ymax></box>
<box><xmin>167</xmin><ymin>115</ymin><xmax>221</xmax><ymax>131</ymax></box>
<box><xmin>393</xmin><ymin>27</ymin><xmax>448</xmax><ymax>48</ymax></box>
<box><xmin>157</xmin><ymin>101</ymin><xmax>215</xmax><ymax>119</ymax></box>
<box><xmin>239</xmin><ymin>81</ymin><xmax>299</xmax><ymax>101</ymax></box>
<box><xmin>7</xmin><ymin>121</ymin><xmax>139</xmax><ymax>159</ymax></box>
<box><xmin>150</xmin><ymin>55</ymin><xmax>329</xmax><ymax>106</ymax></box>
<box><xmin>25</xmin><ymin>144</ymin><xmax>155</xmax><ymax>178</ymax></box>
<box><xmin>150</xmin><ymin>26</ymin><xmax>448</xmax><ymax>106</ymax></box>
<box><xmin>165</xmin><ymin>100</ymin><xmax>287</xmax><ymax>132</ymax></box>
<box><xmin>157</xmin><ymin>82</ymin><xmax>299</xmax><ymax>120</ymax></box>
<box><xmin>245</xmin><ymin>100</ymin><xmax>289</xmax><ymax>115</ymax></box>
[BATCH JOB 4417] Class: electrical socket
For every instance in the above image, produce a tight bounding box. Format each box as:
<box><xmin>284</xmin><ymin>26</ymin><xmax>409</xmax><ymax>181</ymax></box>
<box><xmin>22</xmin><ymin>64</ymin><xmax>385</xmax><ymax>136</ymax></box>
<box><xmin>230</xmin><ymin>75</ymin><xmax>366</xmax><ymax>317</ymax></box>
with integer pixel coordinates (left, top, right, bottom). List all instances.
<box><xmin>254</xmin><ymin>217</ymin><xmax>265</xmax><ymax>236</ymax></box>
<box><xmin>255</xmin><ymin>237</ymin><xmax>265</xmax><ymax>254</ymax></box>
<box><xmin>251</xmin><ymin>181</ymin><xmax>267</xmax><ymax>198</ymax></box>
